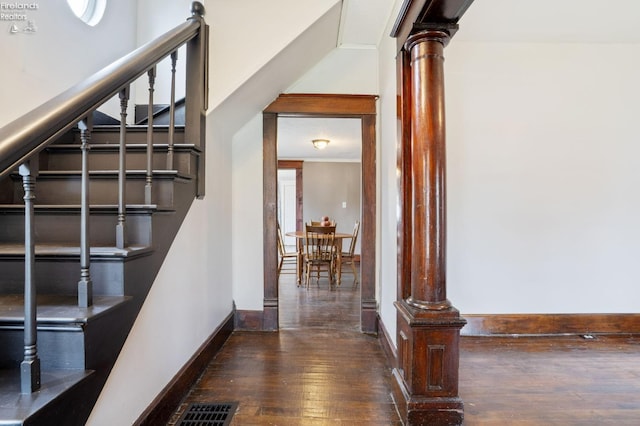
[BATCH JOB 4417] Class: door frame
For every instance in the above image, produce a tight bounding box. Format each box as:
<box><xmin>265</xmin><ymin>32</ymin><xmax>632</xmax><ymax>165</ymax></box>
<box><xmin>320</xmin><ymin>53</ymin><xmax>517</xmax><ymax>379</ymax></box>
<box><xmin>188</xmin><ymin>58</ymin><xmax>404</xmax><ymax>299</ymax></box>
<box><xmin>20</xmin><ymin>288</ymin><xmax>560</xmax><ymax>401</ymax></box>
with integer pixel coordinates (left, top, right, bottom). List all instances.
<box><xmin>263</xmin><ymin>93</ymin><xmax>378</xmax><ymax>333</ymax></box>
<box><xmin>277</xmin><ymin>160</ymin><xmax>304</xmax><ymax>234</ymax></box>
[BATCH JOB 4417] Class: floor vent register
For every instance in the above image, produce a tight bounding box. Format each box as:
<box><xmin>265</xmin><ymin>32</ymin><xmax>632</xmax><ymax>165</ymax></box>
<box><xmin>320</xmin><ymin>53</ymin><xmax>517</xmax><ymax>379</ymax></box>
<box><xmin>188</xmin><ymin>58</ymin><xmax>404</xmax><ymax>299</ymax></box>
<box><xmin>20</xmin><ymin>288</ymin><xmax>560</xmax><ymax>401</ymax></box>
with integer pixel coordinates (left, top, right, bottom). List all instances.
<box><xmin>177</xmin><ymin>402</ymin><xmax>238</xmax><ymax>426</ymax></box>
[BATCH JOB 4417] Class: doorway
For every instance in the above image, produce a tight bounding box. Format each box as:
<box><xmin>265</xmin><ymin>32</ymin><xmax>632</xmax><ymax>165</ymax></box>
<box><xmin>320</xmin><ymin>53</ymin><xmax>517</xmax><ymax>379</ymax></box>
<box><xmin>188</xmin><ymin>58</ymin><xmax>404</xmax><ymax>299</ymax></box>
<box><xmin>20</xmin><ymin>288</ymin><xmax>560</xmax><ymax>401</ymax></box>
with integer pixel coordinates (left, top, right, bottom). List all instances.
<box><xmin>277</xmin><ymin>169</ymin><xmax>297</xmax><ymax>247</ymax></box>
<box><xmin>262</xmin><ymin>93</ymin><xmax>377</xmax><ymax>333</ymax></box>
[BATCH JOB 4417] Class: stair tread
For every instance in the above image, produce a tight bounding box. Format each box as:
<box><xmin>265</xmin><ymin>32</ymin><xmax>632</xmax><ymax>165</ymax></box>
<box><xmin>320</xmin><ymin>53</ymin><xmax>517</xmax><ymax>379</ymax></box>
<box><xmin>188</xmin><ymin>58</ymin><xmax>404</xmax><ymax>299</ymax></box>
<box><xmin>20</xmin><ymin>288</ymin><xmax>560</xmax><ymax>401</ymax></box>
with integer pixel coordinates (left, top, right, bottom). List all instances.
<box><xmin>39</xmin><ymin>169</ymin><xmax>180</xmax><ymax>175</ymax></box>
<box><xmin>0</xmin><ymin>368</ymin><xmax>93</xmax><ymax>423</ymax></box>
<box><xmin>29</xmin><ymin>169</ymin><xmax>193</xmax><ymax>182</ymax></box>
<box><xmin>0</xmin><ymin>204</ymin><xmax>158</xmax><ymax>211</ymax></box>
<box><xmin>87</xmin><ymin>124</ymin><xmax>185</xmax><ymax>132</ymax></box>
<box><xmin>0</xmin><ymin>294</ymin><xmax>130</xmax><ymax>324</ymax></box>
<box><xmin>0</xmin><ymin>243</ymin><xmax>152</xmax><ymax>258</ymax></box>
<box><xmin>49</xmin><ymin>143</ymin><xmax>195</xmax><ymax>149</ymax></box>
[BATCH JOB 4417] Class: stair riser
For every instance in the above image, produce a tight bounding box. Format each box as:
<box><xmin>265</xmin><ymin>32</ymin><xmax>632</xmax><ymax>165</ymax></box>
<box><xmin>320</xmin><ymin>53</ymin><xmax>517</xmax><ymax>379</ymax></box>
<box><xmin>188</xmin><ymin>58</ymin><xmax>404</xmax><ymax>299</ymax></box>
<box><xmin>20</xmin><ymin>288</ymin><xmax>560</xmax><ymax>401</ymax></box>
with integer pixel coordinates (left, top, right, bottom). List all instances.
<box><xmin>0</xmin><ymin>328</ymin><xmax>85</xmax><ymax>369</ymax></box>
<box><xmin>56</xmin><ymin>129</ymin><xmax>185</xmax><ymax>145</ymax></box>
<box><xmin>12</xmin><ymin>178</ymin><xmax>180</xmax><ymax>206</ymax></box>
<box><xmin>0</xmin><ymin>259</ymin><xmax>125</xmax><ymax>296</ymax></box>
<box><xmin>40</xmin><ymin>149</ymin><xmax>197</xmax><ymax>177</ymax></box>
<box><xmin>0</xmin><ymin>296</ymin><xmax>131</xmax><ymax>370</ymax></box>
<box><xmin>0</xmin><ymin>213</ymin><xmax>152</xmax><ymax>246</ymax></box>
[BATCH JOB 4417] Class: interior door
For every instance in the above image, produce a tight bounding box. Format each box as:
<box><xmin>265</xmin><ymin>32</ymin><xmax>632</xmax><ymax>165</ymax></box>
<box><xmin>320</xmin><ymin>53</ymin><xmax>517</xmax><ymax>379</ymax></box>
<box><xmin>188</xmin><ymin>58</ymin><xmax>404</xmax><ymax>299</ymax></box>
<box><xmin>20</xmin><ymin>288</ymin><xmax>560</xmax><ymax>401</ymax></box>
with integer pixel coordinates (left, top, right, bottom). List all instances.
<box><xmin>277</xmin><ymin>170</ymin><xmax>297</xmax><ymax>246</ymax></box>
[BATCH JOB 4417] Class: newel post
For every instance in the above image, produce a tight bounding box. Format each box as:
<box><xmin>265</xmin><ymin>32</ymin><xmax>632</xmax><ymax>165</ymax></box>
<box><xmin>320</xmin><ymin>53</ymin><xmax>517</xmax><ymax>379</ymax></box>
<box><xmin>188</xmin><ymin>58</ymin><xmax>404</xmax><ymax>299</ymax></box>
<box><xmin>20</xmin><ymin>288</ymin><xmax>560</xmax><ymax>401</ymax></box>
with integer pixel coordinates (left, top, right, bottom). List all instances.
<box><xmin>391</xmin><ymin>19</ymin><xmax>469</xmax><ymax>426</ymax></box>
<box><xmin>185</xmin><ymin>1</ymin><xmax>209</xmax><ymax>199</ymax></box>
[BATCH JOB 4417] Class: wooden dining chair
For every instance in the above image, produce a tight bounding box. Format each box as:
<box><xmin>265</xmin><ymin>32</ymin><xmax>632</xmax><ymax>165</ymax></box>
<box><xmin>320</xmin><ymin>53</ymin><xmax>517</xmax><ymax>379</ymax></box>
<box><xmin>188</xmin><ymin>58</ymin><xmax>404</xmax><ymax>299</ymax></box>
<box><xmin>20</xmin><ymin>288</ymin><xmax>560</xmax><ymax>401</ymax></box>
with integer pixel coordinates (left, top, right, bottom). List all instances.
<box><xmin>309</xmin><ymin>220</ymin><xmax>336</xmax><ymax>226</ymax></box>
<box><xmin>277</xmin><ymin>222</ymin><xmax>298</xmax><ymax>279</ymax></box>
<box><xmin>303</xmin><ymin>224</ymin><xmax>336</xmax><ymax>288</ymax></box>
<box><xmin>340</xmin><ymin>221</ymin><xmax>360</xmax><ymax>286</ymax></box>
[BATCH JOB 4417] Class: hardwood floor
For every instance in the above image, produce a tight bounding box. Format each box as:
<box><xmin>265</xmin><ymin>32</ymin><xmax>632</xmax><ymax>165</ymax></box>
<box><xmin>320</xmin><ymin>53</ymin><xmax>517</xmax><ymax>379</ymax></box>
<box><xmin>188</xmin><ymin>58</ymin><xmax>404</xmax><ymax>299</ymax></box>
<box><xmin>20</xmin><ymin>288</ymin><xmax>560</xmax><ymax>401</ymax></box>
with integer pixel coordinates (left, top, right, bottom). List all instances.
<box><xmin>168</xmin><ymin>273</ymin><xmax>640</xmax><ymax>425</ymax></box>
<box><xmin>168</xmin><ymin>273</ymin><xmax>401</xmax><ymax>425</ymax></box>
<box><xmin>460</xmin><ymin>334</ymin><xmax>640</xmax><ymax>425</ymax></box>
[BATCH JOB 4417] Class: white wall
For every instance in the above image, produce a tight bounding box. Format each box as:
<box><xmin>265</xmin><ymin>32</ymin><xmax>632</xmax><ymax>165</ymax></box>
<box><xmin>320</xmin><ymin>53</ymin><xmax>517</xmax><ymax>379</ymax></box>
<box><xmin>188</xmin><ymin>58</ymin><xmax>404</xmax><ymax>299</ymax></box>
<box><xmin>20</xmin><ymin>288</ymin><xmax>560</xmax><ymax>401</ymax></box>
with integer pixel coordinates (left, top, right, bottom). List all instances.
<box><xmin>445</xmin><ymin>41</ymin><xmax>640</xmax><ymax>314</ymax></box>
<box><xmin>376</xmin><ymin>19</ymin><xmax>401</xmax><ymax>347</ymax></box>
<box><xmin>134</xmin><ymin>0</ymin><xmax>191</xmax><ymax>106</ymax></box>
<box><xmin>287</xmin><ymin>46</ymin><xmax>378</xmax><ymax>94</ymax></box>
<box><xmin>0</xmin><ymin>0</ymin><xmax>137</xmax><ymax>126</ymax></box>
<box><xmin>231</xmin><ymin>114</ymin><xmax>264</xmax><ymax>310</ymax></box>
<box><xmin>209</xmin><ymin>0</ymin><xmax>340</xmax><ymax>109</ymax></box>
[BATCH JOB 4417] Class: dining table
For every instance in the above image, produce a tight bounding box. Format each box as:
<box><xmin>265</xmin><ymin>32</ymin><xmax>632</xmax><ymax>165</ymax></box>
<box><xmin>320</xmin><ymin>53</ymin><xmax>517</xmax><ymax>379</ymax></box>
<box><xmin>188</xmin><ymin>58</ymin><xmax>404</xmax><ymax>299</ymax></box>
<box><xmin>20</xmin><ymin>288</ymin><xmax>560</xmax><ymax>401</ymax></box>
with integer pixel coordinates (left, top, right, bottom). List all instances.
<box><xmin>285</xmin><ymin>230</ymin><xmax>353</xmax><ymax>286</ymax></box>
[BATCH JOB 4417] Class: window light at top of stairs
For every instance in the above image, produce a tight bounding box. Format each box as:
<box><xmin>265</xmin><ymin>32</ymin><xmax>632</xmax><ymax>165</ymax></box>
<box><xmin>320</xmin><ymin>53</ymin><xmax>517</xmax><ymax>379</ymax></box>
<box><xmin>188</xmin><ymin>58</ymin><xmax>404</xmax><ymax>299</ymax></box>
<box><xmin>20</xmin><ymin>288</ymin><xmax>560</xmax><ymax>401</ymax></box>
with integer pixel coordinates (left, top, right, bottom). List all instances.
<box><xmin>66</xmin><ymin>0</ymin><xmax>106</xmax><ymax>26</ymax></box>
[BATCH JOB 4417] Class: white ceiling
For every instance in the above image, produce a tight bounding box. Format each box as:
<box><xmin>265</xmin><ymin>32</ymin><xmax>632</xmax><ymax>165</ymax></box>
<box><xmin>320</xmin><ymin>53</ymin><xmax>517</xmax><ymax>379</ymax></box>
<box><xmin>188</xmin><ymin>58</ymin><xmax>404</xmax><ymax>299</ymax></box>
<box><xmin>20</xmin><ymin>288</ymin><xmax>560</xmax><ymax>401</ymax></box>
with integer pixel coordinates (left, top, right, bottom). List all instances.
<box><xmin>277</xmin><ymin>0</ymin><xmax>640</xmax><ymax>162</ymax></box>
<box><xmin>277</xmin><ymin>116</ymin><xmax>362</xmax><ymax>162</ymax></box>
<box><xmin>337</xmin><ymin>0</ymin><xmax>396</xmax><ymax>48</ymax></box>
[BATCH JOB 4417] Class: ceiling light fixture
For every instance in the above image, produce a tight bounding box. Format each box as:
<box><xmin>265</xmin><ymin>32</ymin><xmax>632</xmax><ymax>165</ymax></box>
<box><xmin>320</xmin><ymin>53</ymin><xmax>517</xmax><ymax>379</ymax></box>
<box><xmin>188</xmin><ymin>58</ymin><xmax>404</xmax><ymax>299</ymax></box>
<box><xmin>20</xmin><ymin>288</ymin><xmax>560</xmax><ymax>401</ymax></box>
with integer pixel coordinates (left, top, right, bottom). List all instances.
<box><xmin>312</xmin><ymin>139</ymin><xmax>330</xmax><ymax>150</ymax></box>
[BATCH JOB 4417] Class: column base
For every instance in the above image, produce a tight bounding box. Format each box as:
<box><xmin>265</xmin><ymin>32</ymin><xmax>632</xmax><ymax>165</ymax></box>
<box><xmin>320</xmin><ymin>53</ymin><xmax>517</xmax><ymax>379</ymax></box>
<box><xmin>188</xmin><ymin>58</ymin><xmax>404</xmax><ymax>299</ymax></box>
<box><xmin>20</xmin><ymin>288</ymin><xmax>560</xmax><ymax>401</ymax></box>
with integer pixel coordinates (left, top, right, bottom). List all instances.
<box><xmin>392</xmin><ymin>368</ymin><xmax>464</xmax><ymax>425</ymax></box>
<box><xmin>392</xmin><ymin>300</ymin><xmax>466</xmax><ymax>425</ymax></box>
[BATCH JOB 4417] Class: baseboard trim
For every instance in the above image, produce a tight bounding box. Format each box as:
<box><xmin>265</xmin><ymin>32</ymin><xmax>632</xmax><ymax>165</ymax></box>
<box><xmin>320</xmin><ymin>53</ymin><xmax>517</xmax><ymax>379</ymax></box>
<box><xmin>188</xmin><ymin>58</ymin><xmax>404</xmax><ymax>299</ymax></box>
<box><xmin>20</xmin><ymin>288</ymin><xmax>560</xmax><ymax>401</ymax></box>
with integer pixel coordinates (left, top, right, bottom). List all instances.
<box><xmin>462</xmin><ymin>313</ymin><xmax>640</xmax><ymax>336</ymax></box>
<box><xmin>235</xmin><ymin>309</ymin><xmax>264</xmax><ymax>331</ymax></box>
<box><xmin>134</xmin><ymin>311</ymin><xmax>235</xmax><ymax>426</ymax></box>
<box><xmin>377</xmin><ymin>314</ymin><xmax>398</xmax><ymax>370</ymax></box>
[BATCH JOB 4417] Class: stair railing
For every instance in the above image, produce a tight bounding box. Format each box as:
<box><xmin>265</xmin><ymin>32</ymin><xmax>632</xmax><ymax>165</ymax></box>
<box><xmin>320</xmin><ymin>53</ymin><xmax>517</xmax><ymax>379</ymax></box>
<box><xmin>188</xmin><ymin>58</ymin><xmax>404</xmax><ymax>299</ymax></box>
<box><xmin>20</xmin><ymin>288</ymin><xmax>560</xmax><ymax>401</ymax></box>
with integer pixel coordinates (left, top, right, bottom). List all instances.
<box><xmin>0</xmin><ymin>2</ymin><xmax>208</xmax><ymax>394</ymax></box>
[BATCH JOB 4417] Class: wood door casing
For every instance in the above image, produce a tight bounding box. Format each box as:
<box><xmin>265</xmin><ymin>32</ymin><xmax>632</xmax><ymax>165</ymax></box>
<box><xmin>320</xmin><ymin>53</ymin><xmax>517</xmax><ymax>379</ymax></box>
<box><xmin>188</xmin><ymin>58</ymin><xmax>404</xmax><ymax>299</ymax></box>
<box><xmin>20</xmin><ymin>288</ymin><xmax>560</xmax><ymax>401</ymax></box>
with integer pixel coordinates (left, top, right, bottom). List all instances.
<box><xmin>263</xmin><ymin>94</ymin><xmax>378</xmax><ymax>333</ymax></box>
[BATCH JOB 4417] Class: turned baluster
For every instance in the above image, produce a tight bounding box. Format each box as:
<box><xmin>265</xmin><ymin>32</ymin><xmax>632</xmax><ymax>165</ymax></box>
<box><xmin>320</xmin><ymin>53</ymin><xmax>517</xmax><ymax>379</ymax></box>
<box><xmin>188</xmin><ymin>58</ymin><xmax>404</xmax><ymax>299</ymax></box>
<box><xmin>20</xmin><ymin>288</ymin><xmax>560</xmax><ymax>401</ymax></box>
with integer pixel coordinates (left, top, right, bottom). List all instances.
<box><xmin>116</xmin><ymin>87</ymin><xmax>129</xmax><ymax>249</ymax></box>
<box><xmin>145</xmin><ymin>66</ymin><xmax>156</xmax><ymax>205</ymax></box>
<box><xmin>78</xmin><ymin>116</ymin><xmax>93</xmax><ymax>308</ymax></box>
<box><xmin>19</xmin><ymin>159</ymin><xmax>40</xmax><ymax>394</ymax></box>
<box><xmin>167</xmin><ymin>51</ymin><xmax>178</xmax><ymax>170</ymax></box>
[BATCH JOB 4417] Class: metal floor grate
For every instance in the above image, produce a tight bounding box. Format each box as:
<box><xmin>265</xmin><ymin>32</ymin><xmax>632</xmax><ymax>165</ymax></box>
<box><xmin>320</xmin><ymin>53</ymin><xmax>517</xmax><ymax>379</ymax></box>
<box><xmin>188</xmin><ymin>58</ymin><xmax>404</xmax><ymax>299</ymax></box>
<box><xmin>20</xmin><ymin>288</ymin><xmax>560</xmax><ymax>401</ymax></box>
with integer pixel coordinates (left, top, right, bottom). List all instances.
<box><xmin>177</xmin><ymin>402</ymin><xmax>238</xmax><ymax>426</ymax></box>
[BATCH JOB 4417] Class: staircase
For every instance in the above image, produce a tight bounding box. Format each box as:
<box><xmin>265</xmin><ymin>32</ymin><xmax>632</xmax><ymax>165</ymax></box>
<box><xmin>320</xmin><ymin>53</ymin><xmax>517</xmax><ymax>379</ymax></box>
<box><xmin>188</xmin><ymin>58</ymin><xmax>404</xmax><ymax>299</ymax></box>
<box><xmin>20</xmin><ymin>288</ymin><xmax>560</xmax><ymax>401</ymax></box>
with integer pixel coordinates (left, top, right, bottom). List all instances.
<box><xmin>0</xmin><ymin>3</ymin><xmax>208</xmax><ymax>424</ymax></box>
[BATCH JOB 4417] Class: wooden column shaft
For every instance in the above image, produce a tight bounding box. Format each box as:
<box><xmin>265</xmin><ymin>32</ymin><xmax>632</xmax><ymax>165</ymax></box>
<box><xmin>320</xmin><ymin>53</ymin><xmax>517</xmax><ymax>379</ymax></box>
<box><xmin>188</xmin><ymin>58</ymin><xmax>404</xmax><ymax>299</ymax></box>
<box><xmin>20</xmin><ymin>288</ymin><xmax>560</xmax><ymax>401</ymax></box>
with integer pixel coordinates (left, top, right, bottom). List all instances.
<box><xmin>406</xmin><ymin>30</ymin><xmax>451</xmax><ymax>310</ymax></box>
<box><xmin>398</xmin><ymin>47</ymin><xmax>413</xmax><ymax>302</ymax></box>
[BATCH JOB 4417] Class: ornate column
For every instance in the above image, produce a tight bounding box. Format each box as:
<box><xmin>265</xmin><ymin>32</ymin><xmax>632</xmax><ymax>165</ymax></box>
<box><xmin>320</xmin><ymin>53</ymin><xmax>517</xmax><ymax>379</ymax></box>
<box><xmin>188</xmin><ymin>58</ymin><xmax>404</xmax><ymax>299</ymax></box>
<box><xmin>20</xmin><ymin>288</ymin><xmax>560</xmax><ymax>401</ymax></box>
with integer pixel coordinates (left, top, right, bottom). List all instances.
<box><xmin>392</xmin><ymin>29</ymin><xmax>467</xmax><ymax>425</ymax></box>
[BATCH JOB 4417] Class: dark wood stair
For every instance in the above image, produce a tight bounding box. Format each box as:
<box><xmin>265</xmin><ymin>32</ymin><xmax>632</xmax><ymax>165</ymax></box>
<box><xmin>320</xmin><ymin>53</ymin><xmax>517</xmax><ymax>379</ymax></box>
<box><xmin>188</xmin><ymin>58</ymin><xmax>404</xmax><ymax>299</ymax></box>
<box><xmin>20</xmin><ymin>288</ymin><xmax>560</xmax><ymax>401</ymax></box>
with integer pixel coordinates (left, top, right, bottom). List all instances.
<box><xmin>0</xmin><ymin>122</ymin><xmax>198</xmax><ymax>425</ymax></box>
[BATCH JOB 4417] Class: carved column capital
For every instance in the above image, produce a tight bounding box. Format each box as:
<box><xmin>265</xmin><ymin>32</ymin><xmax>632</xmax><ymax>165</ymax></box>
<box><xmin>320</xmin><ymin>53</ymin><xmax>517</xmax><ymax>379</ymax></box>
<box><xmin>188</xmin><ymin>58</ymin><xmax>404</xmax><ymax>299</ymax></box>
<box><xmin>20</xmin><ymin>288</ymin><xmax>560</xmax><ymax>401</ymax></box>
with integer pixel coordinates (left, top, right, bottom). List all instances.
<box><xmin>405</xmin><ymin>29</ymin><xmax>451</xmax><ymax>52</ymax></box>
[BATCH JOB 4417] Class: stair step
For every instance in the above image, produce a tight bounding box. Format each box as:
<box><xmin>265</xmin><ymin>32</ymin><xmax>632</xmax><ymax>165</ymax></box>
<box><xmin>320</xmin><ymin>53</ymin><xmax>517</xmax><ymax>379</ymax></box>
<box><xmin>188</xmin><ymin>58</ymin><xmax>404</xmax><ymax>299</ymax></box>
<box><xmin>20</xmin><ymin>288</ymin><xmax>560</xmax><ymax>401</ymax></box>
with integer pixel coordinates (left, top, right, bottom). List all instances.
<box><xmin>0</xmin><ymin>294</ymin><xmax>130</xmax><ymax>325</ymax></box>
<box><xmin>0</xmin><ymin>242</ymin><xmax>152</xmax><ymax>258</ymax></box>
<box><xmin>0</xmin><ymin>368</ymin><xmax>93</xmax><ymax>426</ymax></box>
<box><xmin>0</xmin><ymin>294</ymin><xmax>131</xmax><ymax>370</ymax></box>
<box><xmin>56</xmin><ymin>125</ymin><xmax>186</xmax><ymax>145</ymax></box>
<box><xmin>40</xmin><ymin>143</ymin><xmax>198</xmax><ymax>177</ymax></box>
<box><xmin>0</xmin><ymin>242</ymin><xmax>152</xmax><ymax>296</ymax></box>
<box><xmin>7</xmin><ymin>170</ymin><xmax>190</xmax><ymax>207</ymax></box>
<box><xmin>0</xmin><ymin>204</ymin><xmax>156</xmax><ymax>246</ymax></box>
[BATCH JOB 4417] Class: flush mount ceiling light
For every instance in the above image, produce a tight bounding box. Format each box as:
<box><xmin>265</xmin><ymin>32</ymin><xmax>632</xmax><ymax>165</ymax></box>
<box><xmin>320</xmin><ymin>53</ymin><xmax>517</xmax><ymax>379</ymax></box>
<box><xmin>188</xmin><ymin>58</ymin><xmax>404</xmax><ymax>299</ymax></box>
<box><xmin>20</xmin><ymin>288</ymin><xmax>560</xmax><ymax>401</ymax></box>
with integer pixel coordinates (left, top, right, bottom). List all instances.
<box><xmin>312</xmin><ymin>139</ymin><xmax>330</xmax><ymax>150</ymax></box>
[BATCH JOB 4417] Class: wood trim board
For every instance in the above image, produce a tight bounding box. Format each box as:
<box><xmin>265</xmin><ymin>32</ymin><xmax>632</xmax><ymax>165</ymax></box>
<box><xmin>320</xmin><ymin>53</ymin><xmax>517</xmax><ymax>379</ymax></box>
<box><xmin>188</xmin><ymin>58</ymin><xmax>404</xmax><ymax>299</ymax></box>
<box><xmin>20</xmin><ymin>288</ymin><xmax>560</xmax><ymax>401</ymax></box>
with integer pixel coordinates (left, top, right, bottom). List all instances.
<box><xmin>462</xmin><ymin>313</ymin><xmax>640</xmax><ymax>336</ymax></box>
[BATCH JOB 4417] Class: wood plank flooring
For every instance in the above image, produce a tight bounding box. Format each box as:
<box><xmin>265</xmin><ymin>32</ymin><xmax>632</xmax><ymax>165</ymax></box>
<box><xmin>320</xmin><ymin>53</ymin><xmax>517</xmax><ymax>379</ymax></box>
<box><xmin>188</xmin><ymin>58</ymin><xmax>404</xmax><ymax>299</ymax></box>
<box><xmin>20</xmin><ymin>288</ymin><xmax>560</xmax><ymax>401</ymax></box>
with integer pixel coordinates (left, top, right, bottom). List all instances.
<box><xmin>460</xmin><ymin>334</ymin><xmax>640</xmax><ymax>425</ymax></box>
<box><xmin>168</xmin><ymin>273</ymin><xmax>640</xmax><ymax>425</ymax></box>
<box><xmin>169</xmin><ymin>274</ymin><xmax>401</xmax><ymax>425</ymax></box>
